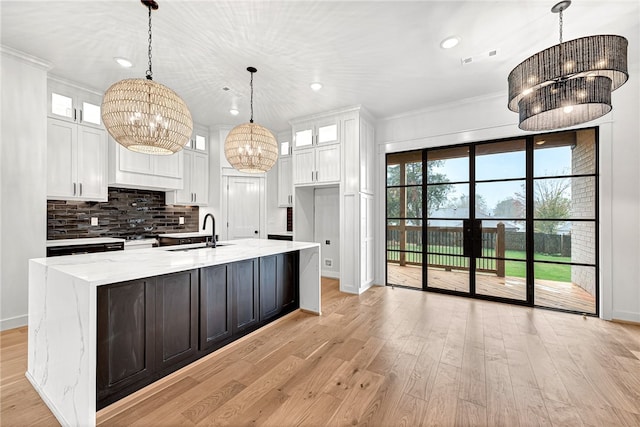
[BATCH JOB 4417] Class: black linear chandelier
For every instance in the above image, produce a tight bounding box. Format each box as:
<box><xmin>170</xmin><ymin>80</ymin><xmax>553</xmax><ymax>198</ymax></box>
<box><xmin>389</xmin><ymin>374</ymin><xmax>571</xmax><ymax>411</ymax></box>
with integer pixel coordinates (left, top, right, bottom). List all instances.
<box><xmin>508</xmin><ymin>0</ymin><xmax>628</xmax><ymax>131</ymax></box>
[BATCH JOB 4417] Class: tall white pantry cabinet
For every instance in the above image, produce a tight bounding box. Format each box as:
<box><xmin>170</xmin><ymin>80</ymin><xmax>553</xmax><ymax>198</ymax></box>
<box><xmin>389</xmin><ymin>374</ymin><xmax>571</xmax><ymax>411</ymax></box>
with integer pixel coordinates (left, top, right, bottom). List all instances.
<box><xmin>291</xmin><ymin>106</ymin><xmax>375</xmax><ymax>294</ymax></box>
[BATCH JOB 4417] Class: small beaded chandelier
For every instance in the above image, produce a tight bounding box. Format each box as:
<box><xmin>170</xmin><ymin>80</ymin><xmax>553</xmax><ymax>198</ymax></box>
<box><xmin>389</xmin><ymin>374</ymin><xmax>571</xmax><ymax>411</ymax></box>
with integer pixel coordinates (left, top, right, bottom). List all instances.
<box><xmin>224</xmin><ymin>67</ymin><xmax>278</xmax><ymax>173</ymax></box>
<box><xmin>102</xmin><ymin>0</ymin><xmax>192</xmax><ymax>155</ymax></box>
<box><xmin>508</xmin><ymin>0</ymin><xmax>628</xmax><ymax>131</ymax></box>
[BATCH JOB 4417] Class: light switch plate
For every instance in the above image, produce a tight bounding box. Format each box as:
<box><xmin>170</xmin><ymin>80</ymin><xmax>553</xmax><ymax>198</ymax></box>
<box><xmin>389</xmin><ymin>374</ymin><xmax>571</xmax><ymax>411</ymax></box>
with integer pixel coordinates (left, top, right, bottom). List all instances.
<box><xmin>179</xmin><ymin>216</ymin><xmax>185</xmax><ymax>225</ymax></box>
<box><xmin>91</xmin><ymin>217</ymin><xmax>98</xmax><ymax>226</ymax></box>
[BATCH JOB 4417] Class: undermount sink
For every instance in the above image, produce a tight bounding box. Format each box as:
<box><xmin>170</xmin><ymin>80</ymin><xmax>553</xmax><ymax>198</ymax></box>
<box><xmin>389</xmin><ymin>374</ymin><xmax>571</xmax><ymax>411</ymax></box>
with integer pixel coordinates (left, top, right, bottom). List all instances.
<box><xmin>168</xmin><ymin>243</ymin><xmax>231</xmax><ymax>252</ymax></box>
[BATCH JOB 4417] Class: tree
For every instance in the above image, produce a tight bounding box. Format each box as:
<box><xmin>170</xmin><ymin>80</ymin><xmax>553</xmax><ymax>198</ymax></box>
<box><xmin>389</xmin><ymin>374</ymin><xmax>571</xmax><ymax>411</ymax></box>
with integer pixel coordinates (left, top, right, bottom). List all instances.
<box><xmin>386</xmin><ymin>159</ymin><xmax>452</xmax><ymax>221</ymax></box>
<box><xmin>531</xmin><ymin>179</ymin><xmax>571</xmax><ymax>234</ymax></box>
<box><xmin>493</xmin><ymin>197</ymin><xmax>525</xmax><ymax>218</ymax></box>
<box><xmin>445</xmin><ymin>194</ymin><xmax>488</xmax><ymax>215</ymax></box>
<box><xmin>514</xmin><ymin>179</ymin><xmax>571</xmax><ymax>234</ymax></box>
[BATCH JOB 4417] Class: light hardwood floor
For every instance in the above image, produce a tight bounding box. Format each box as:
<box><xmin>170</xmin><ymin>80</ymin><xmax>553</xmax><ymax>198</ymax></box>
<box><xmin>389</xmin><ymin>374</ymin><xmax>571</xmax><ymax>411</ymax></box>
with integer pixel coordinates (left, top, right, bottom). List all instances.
<box><xmin>2</xmin><ymin>278</ymin><xmax>640</xmax><ymax>426</ymax></box>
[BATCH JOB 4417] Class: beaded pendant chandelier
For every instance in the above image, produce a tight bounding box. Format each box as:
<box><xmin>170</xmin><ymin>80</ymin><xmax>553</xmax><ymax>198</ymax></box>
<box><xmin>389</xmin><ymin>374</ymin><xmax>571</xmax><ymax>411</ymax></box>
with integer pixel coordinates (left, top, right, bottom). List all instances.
<box><xmin>102</xmin><ymin>0</ymin><xmax>193</xmax><ymax>155</ymax></box>
<box><xmin>508</xmin><ymin>0</ymin><xmax>628</xmax><ymax>131</ymax></box>
<box><xmin>224</xmin><ymin>67</ymin><xmax>278</xmax><ymax>173</ymax></box>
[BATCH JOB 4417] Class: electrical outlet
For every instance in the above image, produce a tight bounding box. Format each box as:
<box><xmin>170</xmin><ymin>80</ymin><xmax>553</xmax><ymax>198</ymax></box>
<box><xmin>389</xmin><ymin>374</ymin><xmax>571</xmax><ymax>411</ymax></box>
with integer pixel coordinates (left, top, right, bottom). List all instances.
<box><xmin>179</xmin><ymin>216</ymin><xmax>185</xmax><ymax>225</ymax></box>
<box><xmin>325</xmin><ymin>258</ymin><xmax>333</xmax><ymax>267</ymax></box>
<box><xmin>325</xmin><ymin>240</ymin><xmax>330</xmax><ymax>245</ymax></box>
<box><xmin>91</xmin><ymin>217</ymin><xmax>98</xmax><ymax>226</ymax></box>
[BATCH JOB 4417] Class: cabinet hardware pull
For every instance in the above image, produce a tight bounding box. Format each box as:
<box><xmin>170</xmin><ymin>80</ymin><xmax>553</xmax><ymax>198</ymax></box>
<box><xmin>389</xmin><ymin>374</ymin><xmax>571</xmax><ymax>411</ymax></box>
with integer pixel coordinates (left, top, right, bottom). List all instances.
<box><xmin>73</xmin><ymin>182</ymin><xmax>76</xmax><ymax>196</ymax></box>
<box><xmin>73</xmin><ymin>109</ymin><xmax>77</xmax><ymax>122</ymax></box>
<box><xmin>311</xmin><ymin>171</ymin><xmax>313</xmax><ymax>182</ymax></box>
<box><xmin>194</xmin><ymin>193</ymin><xmax>197</xmax><ymax>203</ymax></box>
<box><xmin>79</xmin><ymin>109</ymin><xmax>83</xmax><ymax>123</ymax></box>
<box><xmin>79</xmin><ymin>183</ymin><xmax>82</xmax><ymax>196</ymax></box>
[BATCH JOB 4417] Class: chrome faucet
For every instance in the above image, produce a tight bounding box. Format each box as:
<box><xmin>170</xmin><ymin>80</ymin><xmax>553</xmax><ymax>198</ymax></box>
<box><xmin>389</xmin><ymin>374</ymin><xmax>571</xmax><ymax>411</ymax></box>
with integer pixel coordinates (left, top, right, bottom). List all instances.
<box><xmin>202</xmin><ymin>213</ymin><xmax>216</xmax><ymax>248</ymax></box>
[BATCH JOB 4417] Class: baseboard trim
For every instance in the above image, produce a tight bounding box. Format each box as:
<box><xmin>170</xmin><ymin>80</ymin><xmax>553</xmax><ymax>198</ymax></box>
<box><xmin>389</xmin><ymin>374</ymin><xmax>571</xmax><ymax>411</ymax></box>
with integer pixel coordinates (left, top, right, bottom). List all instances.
<box><xmin>1</xmin><ymin>314</ymin><xmax>28</xmax><ymax>332</ymax></box>
<box><xmin>611</xmin><ymin>318</ymin><xmax>640</xmax><ymax>326</ymax></box>
<box><xmin>321</xmin><ymin>271</ymin><xmax>340</xmax><ymax>279</ymax></box>
<box><xmin>612</xmin><ymin>310</ymin><xmax>640</xmax><ymax>324</ymax></box>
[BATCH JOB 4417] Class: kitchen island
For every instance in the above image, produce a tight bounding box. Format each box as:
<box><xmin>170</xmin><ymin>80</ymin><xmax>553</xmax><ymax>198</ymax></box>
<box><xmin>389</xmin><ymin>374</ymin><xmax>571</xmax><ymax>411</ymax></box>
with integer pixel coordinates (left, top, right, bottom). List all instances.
<box><xmin>27</xmin><ymin>238</ymin><xmax>320</xmax><ymax>427</ymax></box>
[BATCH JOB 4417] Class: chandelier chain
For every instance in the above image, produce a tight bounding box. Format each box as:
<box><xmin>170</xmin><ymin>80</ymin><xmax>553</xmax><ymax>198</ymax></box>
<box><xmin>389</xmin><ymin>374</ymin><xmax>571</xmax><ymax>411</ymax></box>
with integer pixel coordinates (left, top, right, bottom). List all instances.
<box><xmin>146</xmin><ymin>4</ymin><xmax>153</xmax><ymax>80</ymax></box>
<box><xmin>249</xmin><ymin>71</ymin><xmax>254</xmax><ymax>123</ymax></box>
<box><xmin>559</xmin><ymin>8</ymin><xmax>563</xmax><ymax>44</ymax></box>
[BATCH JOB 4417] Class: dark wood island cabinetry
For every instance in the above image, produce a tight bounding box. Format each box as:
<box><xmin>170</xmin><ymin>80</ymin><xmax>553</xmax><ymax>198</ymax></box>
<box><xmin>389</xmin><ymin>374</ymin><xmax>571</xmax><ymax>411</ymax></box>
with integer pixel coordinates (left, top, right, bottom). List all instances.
<box><xmin>96</xmin><ymin>253</ymin><xmax>299</xmax><ymax>409</ymax></box>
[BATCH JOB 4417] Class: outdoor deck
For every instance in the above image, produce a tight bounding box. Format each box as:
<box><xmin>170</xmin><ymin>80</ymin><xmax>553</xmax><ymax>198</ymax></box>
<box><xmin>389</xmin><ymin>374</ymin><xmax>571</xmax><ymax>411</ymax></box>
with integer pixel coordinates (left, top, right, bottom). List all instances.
<box><xmin>387</xmin><ymin>264</ymin><xmax>596</xmax><ymax>314</ymax></box>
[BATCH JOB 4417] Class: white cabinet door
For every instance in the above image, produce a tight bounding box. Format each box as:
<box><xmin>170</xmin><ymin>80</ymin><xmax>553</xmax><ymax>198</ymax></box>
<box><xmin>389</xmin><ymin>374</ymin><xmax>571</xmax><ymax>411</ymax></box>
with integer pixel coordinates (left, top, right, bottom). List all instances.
<box><xmin>293</xmin><ymin>123</ymin><xmax>314</xmax><ymax>149</ymax></box>
<box><xmin>293</xmin><ymin>149</ymin><xmax>315</xmax><ymax>185</ymax></box>
<box><xmin>192</xmin><ymin>152</ymin><xmax>209</xmax><ymax>205</ymax></box>
<box><xmin>278</xmin><ymin>156</ymin><xmax>293</xmax><ymax>206</ymax></box>
<box><xmin>173</xmin><ymin>150</ymin><xmax>193</xmax><ymax>204</ymax></box>
<box><xmin>154</xmin><ymin>151</ymin><xmax>182</xmax><ymax>178</ymax></box>
<box><xmin>316</xmin><ymin>120</ymin><xmax>340</xmax><ymax>145</ymax></box>
<box><xmin>316</xmin><ymin>144</ymin><xmax>340</xmax><ymax>183</ymax></box>
<box><xmin>47</xmin><ymin>118</ymin><xmax>77</xmax><ymax>198</ymax></box>
<box><xmin>76</xmin><ymin>126</ymin><xmax>107</xmax><ymax>200</ymax></box>
<box><xmin>118</xmin><ymin>145</ymin><xmax>153</xmax><ymax>174</ymax></box>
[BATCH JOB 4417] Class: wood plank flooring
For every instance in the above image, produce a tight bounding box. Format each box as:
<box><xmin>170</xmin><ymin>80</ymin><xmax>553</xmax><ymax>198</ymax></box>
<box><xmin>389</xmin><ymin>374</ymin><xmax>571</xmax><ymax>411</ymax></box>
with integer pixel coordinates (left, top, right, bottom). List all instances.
<box><xmin>387</xmin><ymin>264</ymin><xmax>596</xmax><ymax>314</ymax></box>
<box><xmin>2</xmin><ymin>277</ymin><xmax>640</xmax><ymax>426</ymax></box>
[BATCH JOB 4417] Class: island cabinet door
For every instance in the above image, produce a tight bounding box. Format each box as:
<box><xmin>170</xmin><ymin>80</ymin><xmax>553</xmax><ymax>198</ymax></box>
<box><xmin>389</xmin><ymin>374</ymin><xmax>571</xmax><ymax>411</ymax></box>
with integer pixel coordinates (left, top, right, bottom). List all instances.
<box><xmin>199</xmin><ymin>264</ymin><xmax>233</xmax><ymax>351</ymax></box>
<box><xmin>281</xmin><ymin>251</ymin><xmax>299</xmax><ymax>313</ymax></box>
<box><xmin>97</xmin><ymin>278</ymin><xmax>156</xmax><ymax>404</ymax></box>
<box><xmin>259</xmin><ymin>255</ymin><xmax>282</xmax><ymax>321</ymax></box>
<box><xmin>154</xmin><ymin>269</ymin><xmax>199</xmax><ymax>371</ymax></box>
<box><xmin>231</xmin><ymin>258</ymin><xmax>259</xmax><ymax>334</ymax></box>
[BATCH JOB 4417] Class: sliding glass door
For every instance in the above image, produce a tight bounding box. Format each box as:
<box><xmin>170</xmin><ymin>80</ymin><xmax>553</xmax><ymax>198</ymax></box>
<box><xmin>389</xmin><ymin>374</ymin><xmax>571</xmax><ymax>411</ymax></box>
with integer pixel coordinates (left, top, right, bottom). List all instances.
<box><xmin>386</xmin><ymin>128</ymin><xmax>598</xmax><ymax>315</ymax></box>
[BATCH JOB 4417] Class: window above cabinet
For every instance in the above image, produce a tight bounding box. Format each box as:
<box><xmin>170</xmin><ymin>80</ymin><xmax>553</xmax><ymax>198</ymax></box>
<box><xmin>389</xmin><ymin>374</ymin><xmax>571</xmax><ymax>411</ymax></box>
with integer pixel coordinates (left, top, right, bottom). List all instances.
<box><xmin>185</xmin><ymin>125</ymin><xmax>209</xmax><ymax>153</ymax></box>
<box><xmin>48</xmin><ymin>78</ymin><xmax>103</xmax><ymax>128</ymax></box>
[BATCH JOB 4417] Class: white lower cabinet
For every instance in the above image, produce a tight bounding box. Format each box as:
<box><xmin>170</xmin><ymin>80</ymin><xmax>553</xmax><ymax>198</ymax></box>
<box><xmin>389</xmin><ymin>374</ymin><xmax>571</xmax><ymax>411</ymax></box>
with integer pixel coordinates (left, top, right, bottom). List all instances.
<box><xmin>47</xmin><ymin>117</ymin><xmax>107</xmax><ymax>201</ymax></box>
<box><xmin>293</xmin><ymin>143</ymin><xmax>340</xmax><ymax>185</ymax></box>
<box><xmin>166</xmin><ymin>150</ymin><xmax>209</xmax><ymax>206</ymax></box>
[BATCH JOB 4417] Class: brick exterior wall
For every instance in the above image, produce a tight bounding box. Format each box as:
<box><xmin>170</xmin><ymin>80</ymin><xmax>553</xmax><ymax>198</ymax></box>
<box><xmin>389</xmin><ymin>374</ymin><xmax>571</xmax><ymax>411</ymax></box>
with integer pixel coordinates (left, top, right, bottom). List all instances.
<box><xmin>570</xmin><ymin>129</ymin><xmax>597</xmax><ymax>296</ymax></box>
<box><xmin>48</xmin><ymin>187</ymin><xmax>199</xmax><ymax>240</ymax></box>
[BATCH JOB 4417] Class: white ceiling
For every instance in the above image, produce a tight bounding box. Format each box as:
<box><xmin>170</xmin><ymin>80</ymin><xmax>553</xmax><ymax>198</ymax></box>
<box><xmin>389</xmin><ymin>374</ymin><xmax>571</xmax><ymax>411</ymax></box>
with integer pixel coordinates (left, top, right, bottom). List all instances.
<box><xmin>1</xmin><ymin>0</ymin><xmax>639</xmax><ymax>132</ymax></box>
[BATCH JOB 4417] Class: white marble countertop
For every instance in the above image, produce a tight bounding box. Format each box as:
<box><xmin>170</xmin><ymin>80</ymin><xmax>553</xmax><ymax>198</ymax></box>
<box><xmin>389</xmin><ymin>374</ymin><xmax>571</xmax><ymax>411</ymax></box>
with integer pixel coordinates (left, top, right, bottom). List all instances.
<box><xmin>32</xmin><ymin>238</ymin><xmax>319</xmax><ymax>286</ymax></box>
<box><xmin>158</xmin><ymin>232</ymin><xmax>211</xmax><ymax>238</ymax></box>
<box><xmin>46</xmin><ymin>237</ymin><xmax>125</xmax><ymax>247</ymax></box>
<box><xmin>268</xmin><ymin>231</ymin><xmax>293</xmax><ymax>236</ymax></box>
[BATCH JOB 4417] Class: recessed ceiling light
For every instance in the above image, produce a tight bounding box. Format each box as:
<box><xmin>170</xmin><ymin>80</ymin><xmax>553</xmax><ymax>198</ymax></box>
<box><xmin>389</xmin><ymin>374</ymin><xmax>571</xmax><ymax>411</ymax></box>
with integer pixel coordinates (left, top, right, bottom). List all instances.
<box><xmin>229</xmin><ymin>109</ymin><xmax>239</xmax><ymax>116</ymax></box>
<box><xmin>114</xmin><ymin>57</ymin><xmax>133</xmax><ymax>68</ymax></box>
<box><xmin>440</xmin><ymin>36</ymin><xmax>460</xmax><ymax>49</ymax></box>
<box><xmin>310</xmin><ymin>82</ymin><xmax>323</xmax><ymax>91</ymax></box>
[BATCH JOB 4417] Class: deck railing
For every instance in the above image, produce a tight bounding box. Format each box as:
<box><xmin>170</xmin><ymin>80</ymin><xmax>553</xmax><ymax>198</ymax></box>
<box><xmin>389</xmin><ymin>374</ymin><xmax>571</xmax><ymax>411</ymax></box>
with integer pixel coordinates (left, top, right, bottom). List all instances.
<box><xmin>387</xmin><ymin>223</ymin><xmax>506</xmax><ymax>277</ymax></box>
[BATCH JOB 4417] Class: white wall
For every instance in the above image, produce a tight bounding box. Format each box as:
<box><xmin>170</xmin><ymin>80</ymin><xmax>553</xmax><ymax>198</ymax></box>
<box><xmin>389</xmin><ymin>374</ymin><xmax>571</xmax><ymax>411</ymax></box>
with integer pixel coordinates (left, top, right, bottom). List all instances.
<box><xmin>0</xmin><ymin>48</ymin><xmax>49</xmax><ymax>330</ymax></box>
<box><xmin>375</xmin><ymin>65</ymin><xmax>640</xmax><ymax>322</ymax></box>
<box><xmin>314</xmin><ymin>186</ymin><xmax>340</xmax><ymax>278</ymax></box>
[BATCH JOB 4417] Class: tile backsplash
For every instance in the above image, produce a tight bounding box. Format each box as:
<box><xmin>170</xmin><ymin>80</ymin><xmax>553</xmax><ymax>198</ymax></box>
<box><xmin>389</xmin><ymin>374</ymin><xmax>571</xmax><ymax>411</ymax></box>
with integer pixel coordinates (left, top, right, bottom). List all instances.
<box><xmin>47</xmin><ymin>187</ymin><xmax>199</xmax><ymax>240</ymax></box>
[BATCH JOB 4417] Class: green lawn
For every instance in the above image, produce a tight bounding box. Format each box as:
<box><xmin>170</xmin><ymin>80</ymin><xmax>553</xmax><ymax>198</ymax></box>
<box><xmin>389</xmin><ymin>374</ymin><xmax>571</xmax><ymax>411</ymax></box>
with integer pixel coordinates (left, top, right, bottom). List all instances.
<box><xmin>388</xmin><ymin>245</ymin><xmax>572</xmax><ymax>282</ymax></box>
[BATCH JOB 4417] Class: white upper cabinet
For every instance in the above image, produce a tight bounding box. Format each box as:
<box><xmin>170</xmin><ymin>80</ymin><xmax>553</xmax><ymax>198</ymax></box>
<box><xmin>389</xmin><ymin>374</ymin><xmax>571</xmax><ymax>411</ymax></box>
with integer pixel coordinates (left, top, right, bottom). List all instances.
<box><xmin>278</xmin><ymin>156</ymin><xmax>293</xmax><ymax>207</ymax></box>
<box><xmin>165</xmin><ymin>125</ymin><xmax>209</xmax><ymax>206</ymax></box>
<box><xmin>165</xmin><ymin>149</ymin><xmax>209</xmax><ymax>206</ymax></box>
<box><xmin>47</xmin><ymin>117</ymin><xmax>107</xmax><ymax>201</ymax></box>
<box><xmin>48</xmin><ymin>78</ymin><xmax>103</xmax><ymax>128</ymax></box>
<box><xmin>291</xmin><ymin>114</ymin><xmax>342</xmax><ymax>186</ymax></box>
<box><xmin>292</xmin><ymin>118</ymin><xmax>340</xmax><ymax>149</ymax></box>
<box><xmin>108</xmin><ymin>138</ymin><xmax>184</xmax><ymax>191</ymax></box>
<box><xmin>184</xmin><ymin>125</ymin><xmax>209</xmax><ymax>153</ymax></box>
